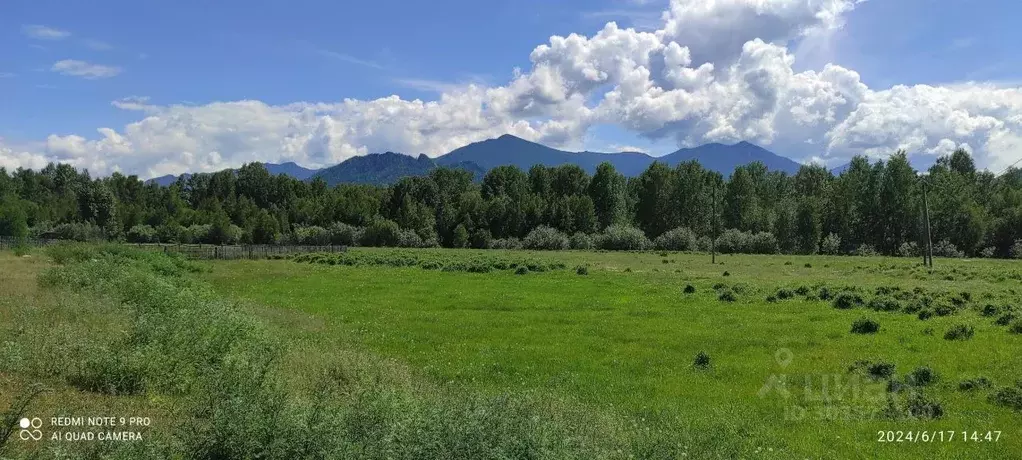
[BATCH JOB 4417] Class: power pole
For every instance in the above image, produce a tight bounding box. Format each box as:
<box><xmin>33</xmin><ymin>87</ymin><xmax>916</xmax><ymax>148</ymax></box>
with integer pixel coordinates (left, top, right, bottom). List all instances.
<box><xmin>922</xmin><ymin>178</ymin><xmax>933</xmax><ymax>268</ymax></box>
<box><xmin>712</xmin><ymin>184</ymin><xmax>717</xmax><ymax>264</ymax></box>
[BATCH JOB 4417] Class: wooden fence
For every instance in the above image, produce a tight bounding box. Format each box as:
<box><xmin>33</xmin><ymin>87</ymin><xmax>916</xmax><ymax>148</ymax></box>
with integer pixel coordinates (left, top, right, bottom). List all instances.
<box><xmin>0</xmin><ymin>236</ymin><xmax>345</xmax><ymax>260</ymax></box>
<box><xmin>153</xmin><ymin>243</ymin><xmax>346</xmax><ymax>260</ymax></box>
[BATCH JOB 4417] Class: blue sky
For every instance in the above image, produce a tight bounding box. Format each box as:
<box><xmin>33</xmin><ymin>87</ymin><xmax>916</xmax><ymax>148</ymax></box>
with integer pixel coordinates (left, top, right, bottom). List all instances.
<box><xmin>2</xmin><ymin>0</ymin><xmax>1022</xmax><ymax>177</ymax></box>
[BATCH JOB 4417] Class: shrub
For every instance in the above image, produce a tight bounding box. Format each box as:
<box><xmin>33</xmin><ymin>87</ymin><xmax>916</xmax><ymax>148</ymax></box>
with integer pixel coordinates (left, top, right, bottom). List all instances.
<box><xmin>932</xmin><ymin>239</ymin><xmax>964</xmax><ymax>258</ymax></box>
<box><xmin>397</xmin><ymin>229</ymin><xmax>425</xmax><ymax>248</ymax></box>
<box><xmin>514</xmin><ymin>266</ymin><xmax>528</xmax><ymax>275</ymax></box>
<box><xmin>693</xmin><ymin>352</ymin><xmax>710</xmax><ymax>369</ymax></box>
<box><xmin>747</xmin><ymin>232</ymin><xmax>779</xmax><ymax>254</ymax></box>
<box><xmin>293</xmin><ymin>225</ymin><xmax>331</xmax><ymax>245</ymax></box>
<box><xmin>851</xmin><ymin>318</ymin><xmax>880</xmax><ymax>334</ymax></box>
<box><xmin>943</xmin><ymin>324</ymin><xmax>975</xmax><ymax>341</ymax></box>
<box><xmin>49</xmin><ymin>222</ymin><xmax>106</xmax><ymax>241</ymax></box>
<box><xmin>995</xmin><ymin>313</ymin><xmax>1016</xmax><ymax>326</ymax></box>
<box><xmin>181</xmin><ymin>224</ymin><xmax>213</xmax><ymax>244</ymax></box>
<box><xmin>820</xmin><ymin>233</ymin><xmax>842</xmax><ymax>255</ymax></box>
<box><xmin>775</xmin><ymin>288</ymin><xmax>794</xmax><ymax>300</ymax></box>
<box><xmin>523</xmin><ymin>226</ymin><xmax>570</xmax><ymax>251</ymax></box>
<box><xmin>833</xmin><ymin>292</ymin><xmax>863</xmax><ymax>309</ymax></box>
<box><xmin>694</xmin><ymin>236</ymin><xmax>713</xmax><ymax>252</ymax></box>
<box><xmin>907</xmin><ymin>366</ymin><xmax>938</xmax><ymax>386</ymax></box>
<box><xmin>853</xmin><ymin>244</ymin><xmax>879</xmax><ymax>257</ymax></box>
<box><xmin>714</xmin><ymin>229</ymin><xmax>746</xmax><ymax>254</ymax></box>
<box><xmin>653</xmin><ymin>227</ymin><xmax>697</xmax><ymax>251</ymax></box>
<box><xmin>361</xmin><ymin>218</ymin><xmax>401</xmax><ymax>247</ymax></box>
<box><xmin>126</xmin><ymin>224</ymin><xmax>157</xmax><ymax>243</ymax></box>
<box><xmin>1009</xmin><ymin>320</ymin><xmax>1022</xmax><ymax>334</ymax></box>
<box><xmin>958</xmin><ymin>376</ymin><xmax>993</xmax><ymax>391</ymax></box>
<box><xmin>722</xmin><ymin>271</ymin><xmax>730</xmax><ymax>277</ymax></box>
<box><xmin>328</xmin><ymin>222</ymin><xmax>362</xmax><ymax>246</ymax></box>
<box><xmin>980</xmin><ymin>246</ymin><xmax>996</xmax><ymax>258</ymax></box>
<box><xmin>575</xmin><ymin>265</ymin><xmax>589</xmax><ymax>276</ymax></box>
<box><xmin>851</xmin><ymin>360</ymin><xmax>896</xmax><ymax>380</ymax></box>
<box><xmin>868</xmin><ymin>297</ymin><xmax>901</xmax><ymax>312</ymax></box>
<box><xmin>1011</xmin><ymin>240</ymin><xmax>1022</xmax><ymax>259</ymax></box>
<box><xmin>596</xmin><ymin>224</ymin><xmax>650</xmax><ymax>251</ymax></box>
<box><xmin>717</xmin><ymin>288</ymin><xmax>737</xmax><ymax>302</ymax></box>
<box><xmin>683</xmin><ymin>284</ymin><xmax>696</xmax><ymax>294</ymax></box>
<box><xmin>470</xmin><ymin>229</ymin><xmax>493</xmax><ymax>249</ymax></box>
<box><xmin>569</xmin><ymin>232</ymin><xmax>594</xmax><ymax>250</ymax></box>
<box><xmin>906</xmin><ymin>393</ymin><xmax>944</xmax><ymax>419</ymax></box>
<box><xmin>897</xmin><ymin>241</ymin><xmax>921</xmax><ymax>258</ymax></box>
<box><xmin>989</xmin><ymin>385</ymin><xmax>1022</xmax><ymax>411</ymax></box>
<box><xmin>981</xmin><ymin>304</ymin><xmax>1000</xmax><ymax>317</ymax></box>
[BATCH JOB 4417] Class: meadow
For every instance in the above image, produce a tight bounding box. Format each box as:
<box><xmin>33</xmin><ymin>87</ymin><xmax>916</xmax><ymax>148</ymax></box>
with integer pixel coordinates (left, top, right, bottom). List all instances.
<box><xmin>1</xmin><ymin>245</ymin><xmax>1020</xmax><ymax>459</ymax></box>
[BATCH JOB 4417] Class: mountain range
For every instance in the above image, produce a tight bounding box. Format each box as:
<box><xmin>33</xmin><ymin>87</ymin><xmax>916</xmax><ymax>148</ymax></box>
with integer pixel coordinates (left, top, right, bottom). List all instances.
<box><xmin>148</xmin><ymin>135</ymin><xmax>805</xmax><ymax>187</ymax></box>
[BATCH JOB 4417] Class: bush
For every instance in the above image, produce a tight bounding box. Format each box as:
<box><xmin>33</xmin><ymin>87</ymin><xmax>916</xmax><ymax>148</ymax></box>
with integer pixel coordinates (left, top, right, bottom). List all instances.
<box><xmin>156</xmin><ymin>222</ymin><xmax>183</xmax><ymax>243</ymax></box>
<box><xmin>328</xmin><ymin>222</ymin><xmax>362</xmax><ymax>246</ymax></box>
<box><xmin>575</xmin><ymin>265</ymin><xmax>589</xmax><ymax>276</ymax></box>
<box><xmin>693</xmin><ymin>352</ymin><xmax>710</xmax><ymax>369</ymax></box>
<box><xmin>747</xmin><ymin>232</ymin><xmax>779</xmax><ymax>254</ymax></box>
<box><xmin>569</xmin><ymin>232</ymin><xmax>594</xmax><ymax>250</ymax></box>
<box><xmin>523</xmin><ymin>226</ymin><xmax>570</xmax><ymax>251</ymax></box>
<box><xmin>907</xmin><ymin>366</ymin><xmax>938</xmax><ymax>386</ymax></box>
<box><xmin>943</xmin><ymin>324</ymin><xmax>975</xmax><ymax>341</ymax></box>
<box><xmin>1009</xmin><ymin>320</ymin><xmax>1022</xmax><ymax>334</ymax></box>
<box><xmin>596</xmin><ymin>224</ymin><xmax>650</xmax><ymax>251</ymax></box>
<box><xmin>470</xmin><ymin>229</ymin><xmax>493</xmax><ymax>249</ymax></box>
<box><xmin>293</xmin><ymin>225</ymin><xmax>331</xmax><ymax>245</ymax></box>
<box><xmin>995</xmin><ymin>313</ymin><xmax>1016</xmax><ymax>326</ymax></box>
<box><xmin>820</xmin><ymin>233</ymin><xmax>842</xmax><ymax>255</ymax></box>
<box><xmin>514</xmin><ymin>266</ymin><xmax>528</xmax><ymax>275</ymax></box>
<box><xmin>898</xmin><ymin>241</ymin><xmax>920</xmax><ymax>258</ymax></box>
<box><xmin>958</xmin><ymin>376</ymin><xmax>993</xmax><ymax>391</ymax></box>
<box><xmin>906</xmin><ymin>393</ymin><xmax>944</xmax><ymax>419</ymax></box>
<box><xmin>1011</xmin><ymin>240</ymin><xmax>1022</xmax><ymax>259</ymax></box>
<box><xmin>853</xmin><ymin>244</ymin><xmax>879</xmax><ymax>257</ymax></box>
<box><xmin>980</xmin><ymin>246</ymin><xmax>996</xmax><ymax>258</ymax></box>
<box><xmin>49</xmin><ymin>222</ymin><xmax>106</xmax><ymax>241</ymax></box>
<box><xmin>361</xmin><ymin>218</ymin><xmax>402</xmax><ymax>247</ymax></box>
<box><xmin>932</xmin><ymin>239</ymin><xmax>964</xmax><ymax>258</ymax></box>
<box><xmin>397</xmin><ymin>229</ymin><xmax>426</xmax><ymax>248</ymax></box>
<box><xmin>694</xmin><ymin>236</ymin><xmax>713</xmax><ymax>252</ymax></box>
<box><xmin>126</xmin><ymin>224</ymin><xmax>157</xmax><ymax>243</ymax></box>
<box><xmin>181</xmin><ymin>224</ymin><xmax>212</xmax><ymax>244</ymax></box>
<box><xmin>868</xmin><ymin>297</ymin><xmax>901</xmax><ymax>312</ymax></box>
<box><xmin>850</xmin><ymin>360</ymin><xmax>896</xmax><ymax>380</ymax></box>
<box><xmin>989</xmin><ymin>385</ymin><xmax>1022</xmax><ymax>411</ymax></box>
<box><xmin>717</xmin><ymin>288</ymin><xmax>737</xmax><ymax>302</ymax></box>
<box><xmin>851</xmin><ymin>318</ymin><xmax>880</xmax><ymax>334</ymax></box>
<box><xmin>653</xmin><ymin>227</ymin><xmax>697</xmax><ymax>251</ymax></box>
<box><xmin>833</xmin><ymin>292</ymin><xmax>863</xmax><ymax>309</ymax></box>
<box><xmin>683</xmin><ymin>284</ymin><xmax>696</xmax><ymax>294</ymax></box>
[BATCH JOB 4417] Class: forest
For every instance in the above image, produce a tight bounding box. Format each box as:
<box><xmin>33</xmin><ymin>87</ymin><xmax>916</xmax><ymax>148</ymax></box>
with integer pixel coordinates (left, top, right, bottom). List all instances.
<box><xmin>1</xmin><ymin>148</ymin><xmax>1021</xmax><ymax>258</ymax></box>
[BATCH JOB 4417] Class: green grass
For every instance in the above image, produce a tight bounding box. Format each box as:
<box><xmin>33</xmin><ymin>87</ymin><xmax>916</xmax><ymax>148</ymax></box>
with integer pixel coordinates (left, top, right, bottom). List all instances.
<box><xmin>3</xmin><ymin>246</ymin><xmax>1020</xmax><ymax>458</ymax></box>
<box><xmin>203</xmin><ymin>248</ymin><xmax>1022</xmax><ymax>459</ymax></box>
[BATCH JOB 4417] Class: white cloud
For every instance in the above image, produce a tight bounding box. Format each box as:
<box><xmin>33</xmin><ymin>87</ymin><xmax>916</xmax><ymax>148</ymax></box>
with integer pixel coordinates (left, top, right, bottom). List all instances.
<box><xmin>51</xmin><ymin>60</ymin><xmax>122</xmax><ymax>79</ymax></box>
<box><xmin>22</xmin><ymin>25</ymin><xmax>70</xmax><ymax>40</ymax></box>
<box><xmin>12</xmin><ymin>0</ymin><xmax>1022</xmax><ymax>177</ymax></box>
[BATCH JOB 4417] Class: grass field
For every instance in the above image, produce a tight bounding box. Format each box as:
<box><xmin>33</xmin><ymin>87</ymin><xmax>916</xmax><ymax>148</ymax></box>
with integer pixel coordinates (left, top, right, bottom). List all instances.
<box><xmin>2</xmin><ymin>246</ymin><xmax>1020</xmax><ymax>459</ymax></box>
<box><xmin>202</xmin><ymin>248</ymin><xmax>1022</xmax><ymax>459</ymax></box>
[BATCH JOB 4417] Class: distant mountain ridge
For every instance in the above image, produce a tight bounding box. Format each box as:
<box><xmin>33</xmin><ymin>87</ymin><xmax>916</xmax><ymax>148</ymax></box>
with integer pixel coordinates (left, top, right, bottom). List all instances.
<box><xmin>146</xmin><ymin>162</ymin><xmax>320</xmax><ymax>186</ymax></box>
<box><xmin>310</xmin><ymin>153</ymin><xmax>486</xmax><ymax>185</ymax></box>
<box><xmin>146</xmin><ymin>135</ymin><xmax>806</xmax><ymax>186</ymax></box>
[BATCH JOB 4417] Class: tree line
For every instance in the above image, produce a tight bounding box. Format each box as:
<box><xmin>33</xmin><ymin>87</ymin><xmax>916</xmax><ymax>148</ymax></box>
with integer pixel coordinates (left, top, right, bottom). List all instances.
<box><xmin>2</xmin><ymin>148</ymin><xmax>1021</xmax><ymax>258</ymax></box>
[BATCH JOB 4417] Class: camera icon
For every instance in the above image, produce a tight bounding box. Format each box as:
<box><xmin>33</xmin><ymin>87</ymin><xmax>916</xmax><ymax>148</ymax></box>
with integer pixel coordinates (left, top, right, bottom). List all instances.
<box><xmin>18</xmin><ymin>417</ymin><xmax>43</xmax><ymax>441</ymax></box>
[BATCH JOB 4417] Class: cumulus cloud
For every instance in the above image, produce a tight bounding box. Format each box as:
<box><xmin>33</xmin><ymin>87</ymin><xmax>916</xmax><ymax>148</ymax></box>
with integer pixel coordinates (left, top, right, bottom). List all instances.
<box><xmin>9</xmin><ymin>0</ymin><xmax>1022</xmax><ymax>177</ymax></box>
<box><xmin>51</xmin><ymin>60</ymin><xmax>122</xmax><ymax>79</ymax></box>
<box><xmin>22</xmin><ymin>24</ymin><xmax>70</xmax><ymax>40</ymax></box>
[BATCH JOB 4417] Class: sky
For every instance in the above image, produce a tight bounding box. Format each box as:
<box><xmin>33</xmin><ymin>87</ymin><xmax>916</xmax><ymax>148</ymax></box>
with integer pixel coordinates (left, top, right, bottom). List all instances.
<box><xmin>3</xmin><ymin>0</ymin><xmax>1022</xmax><ymax>179</ymax></box>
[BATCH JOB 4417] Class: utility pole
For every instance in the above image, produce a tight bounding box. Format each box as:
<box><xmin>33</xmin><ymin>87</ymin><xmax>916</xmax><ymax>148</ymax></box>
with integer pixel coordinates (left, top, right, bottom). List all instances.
<box><xmin>712</xmin><ymin>184</ymin><xmax>717</xmax><ymax>264</ymax></box>
<box><xmin>921</xmin><ymin>177</ymin><xmax>933</xmax><ymax>268</ymax></box>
